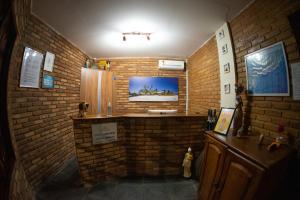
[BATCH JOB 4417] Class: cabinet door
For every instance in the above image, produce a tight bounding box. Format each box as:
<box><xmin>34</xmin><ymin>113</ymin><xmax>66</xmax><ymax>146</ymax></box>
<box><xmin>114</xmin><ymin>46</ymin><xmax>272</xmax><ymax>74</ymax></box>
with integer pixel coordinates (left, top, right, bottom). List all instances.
<box><xmin>80</xmin><ymin>69</ymin><xmax>114</xmax><ymax>115</ymax></box>
<box><xmin>199</xmin><ymin>136</ymin><xmax>227</xmax><ymax>200</ymax></box>
<box><xmin>216</xmin><ymin>149</ymin><xmax>265</xmax><ymax>200</ymax></box>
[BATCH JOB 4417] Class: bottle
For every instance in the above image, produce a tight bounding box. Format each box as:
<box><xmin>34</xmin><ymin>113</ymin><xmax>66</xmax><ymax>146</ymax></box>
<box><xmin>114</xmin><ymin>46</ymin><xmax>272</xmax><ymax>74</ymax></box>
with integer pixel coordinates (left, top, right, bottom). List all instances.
<box><xmin>212</xmin><ymin>109</ymin><xmax>217</xmax><ymax>129</ymax></box>
<box><xmin>84</xmin><ymin>59</ymin><xmax>90</xmax><ymax>68</ymax></box>
<box><xmin>207</xmin><ymin>109</ymin><xmax>212</xmax><ymax>130</ymax></box>
<box><xmin>107</xmin><ymin>101</ymin><xmax>112</xmax><ymax>116</ymax></box>
<box><xmin>106</xmin><ymin>61</ymin><xmax>111</xmax><ymax>71</ymax></box>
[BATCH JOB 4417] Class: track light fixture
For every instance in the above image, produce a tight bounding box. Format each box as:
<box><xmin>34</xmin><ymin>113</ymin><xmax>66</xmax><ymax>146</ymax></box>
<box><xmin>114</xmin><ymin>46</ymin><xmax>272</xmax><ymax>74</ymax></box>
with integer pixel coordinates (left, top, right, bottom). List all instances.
<box><xmin>122</xmin><ymin>32</ymin><xmax>151</xmax><ymax>41</ymax></box>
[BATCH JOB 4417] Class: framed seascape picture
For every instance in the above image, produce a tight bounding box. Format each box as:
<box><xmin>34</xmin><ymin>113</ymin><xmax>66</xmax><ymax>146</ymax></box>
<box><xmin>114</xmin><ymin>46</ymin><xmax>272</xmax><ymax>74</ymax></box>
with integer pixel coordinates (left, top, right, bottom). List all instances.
<box><xmin>129</xmin><ymin>76</ymin><xmax>178</xmax><ymax>101</ymax></box>
<box><xmin>214</xmin><ymin>108</ymin><xmax>236</xmax><ymax>135</ymax></box>
<box><xmin>245</xmin><ymin>42</ymin><xmax>290</xmax><ymax>96</ymax></box>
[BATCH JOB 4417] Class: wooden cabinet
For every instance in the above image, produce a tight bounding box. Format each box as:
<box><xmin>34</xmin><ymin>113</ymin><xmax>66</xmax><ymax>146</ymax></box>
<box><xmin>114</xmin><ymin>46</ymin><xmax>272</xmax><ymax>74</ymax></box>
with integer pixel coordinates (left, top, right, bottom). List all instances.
<box><xmin>80</xmin><ymin>68</ymin><xmax>115</xmax><ymax>115</ymax></box>
<box><xmin>199</xmin><ymin>137</ymin><xmax>226</xmax><ymax>200</ymax></box>
<box><xmin>217</xmin><ymin>149</ymin><xmax>264</xmax><ymax>200</ymax></box>
<box><xmin>199</xmin><ymin>132</ymin><xmax>295</xmax><ymax>200</ymax></box>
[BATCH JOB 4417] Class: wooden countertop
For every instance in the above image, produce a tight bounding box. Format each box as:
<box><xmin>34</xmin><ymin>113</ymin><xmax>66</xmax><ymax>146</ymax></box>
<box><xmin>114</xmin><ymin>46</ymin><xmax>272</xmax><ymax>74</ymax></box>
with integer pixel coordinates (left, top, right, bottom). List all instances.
<box><xmin>207</xmin><ymin>131</ymin><xmax>296</xmax><ymax>169</ymax></box>
<box><xmin>72</xmin><ymin>113</ymin><xmax>206</xmax><ymax>120</ymax></box>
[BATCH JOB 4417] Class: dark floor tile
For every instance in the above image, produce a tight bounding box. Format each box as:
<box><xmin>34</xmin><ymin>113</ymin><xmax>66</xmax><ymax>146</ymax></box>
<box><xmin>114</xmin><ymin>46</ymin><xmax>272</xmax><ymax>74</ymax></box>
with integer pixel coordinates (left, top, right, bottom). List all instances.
<box><xmin>143</xmin><ymin>176</ymin><xmax>166</xmax><ymax>183</ymax></box>
<box><xmin>143</xmin><ymin>183</ymin><xmax>173</xmax><ymax>200</ymax></box>
<box><xmin>119</xmin><ymin>176</ymin><xmax>144</xmax><ymax>184</ymax></box>
<box><xmin>54</xmin><ymin>187</ymin><xmax>88</xmax><ymax>200</ymax></box>
<box><xmin>170</xmin><ymin>180</ymin><xmax>198</xmax><ymax>200</ymax></box>
<box><xmin>114</xmin><ymin>182</ymin><xmax>144</xmax><ymax>200</ymax></box>
<box><xmin>36</xmin><ymin>158</ymin><xmax>198</xmax><ymax>200</ymax></box>
<box><xmin>84</xmin><ymin>182</ymin><xmax>117</xmax><ymax>200</ymax></box>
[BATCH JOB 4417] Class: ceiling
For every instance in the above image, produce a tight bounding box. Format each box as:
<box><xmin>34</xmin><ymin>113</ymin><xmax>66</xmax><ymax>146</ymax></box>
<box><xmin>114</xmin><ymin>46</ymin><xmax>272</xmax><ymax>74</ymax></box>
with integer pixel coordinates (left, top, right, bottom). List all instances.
<box><xmin>32</xmin><ymin>0</ymin><xmax>252</xmax><ymax>58</ymax></box>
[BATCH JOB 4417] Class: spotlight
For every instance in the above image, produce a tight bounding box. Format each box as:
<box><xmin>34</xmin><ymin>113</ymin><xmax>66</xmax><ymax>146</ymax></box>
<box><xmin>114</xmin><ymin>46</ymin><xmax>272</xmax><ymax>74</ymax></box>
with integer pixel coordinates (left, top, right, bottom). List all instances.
<box><xmin>122</xmin><ymin>32</ymin><xmax>151</xmax><ymax>41</ymax></box>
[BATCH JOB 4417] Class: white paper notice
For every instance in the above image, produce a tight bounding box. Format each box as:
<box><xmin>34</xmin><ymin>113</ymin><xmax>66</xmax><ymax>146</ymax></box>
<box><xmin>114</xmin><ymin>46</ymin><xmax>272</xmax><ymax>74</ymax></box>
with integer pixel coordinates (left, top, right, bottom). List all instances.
<box><xmin>20</xmin><ymin>47</ymin><xmax>43</xmax><ymax>88</ymax></box>
<box><xmin>92</xmin><ymin>123</ymin><xmax>117</xmax><ymax>144</ymax></box>
<box><xmin>43</xmin><ymin>51</ymin><xmax>55</xmax><ymax>72</ymax></box>
<box><xmin>291</xmin><ymin>62</ymin><xmax>300</xmax><ymax>100</ymax></box>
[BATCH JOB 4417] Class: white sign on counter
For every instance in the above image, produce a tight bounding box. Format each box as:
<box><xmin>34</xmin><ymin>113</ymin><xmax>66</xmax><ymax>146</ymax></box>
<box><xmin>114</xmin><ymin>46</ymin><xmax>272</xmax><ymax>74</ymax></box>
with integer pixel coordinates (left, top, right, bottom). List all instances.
<box><xmin>92</xmin><ymin>123</ymin><xmax>117</xmax><ymax>144</ymax></box>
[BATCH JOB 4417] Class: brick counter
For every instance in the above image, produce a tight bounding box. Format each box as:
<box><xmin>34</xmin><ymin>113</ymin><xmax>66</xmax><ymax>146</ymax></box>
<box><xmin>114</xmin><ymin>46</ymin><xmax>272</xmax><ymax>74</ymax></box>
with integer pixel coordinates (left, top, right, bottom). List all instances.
<box><xmin>73</xmin><ymin>114</ymin><xmax>206</xmax><ymax>185</ymax></box>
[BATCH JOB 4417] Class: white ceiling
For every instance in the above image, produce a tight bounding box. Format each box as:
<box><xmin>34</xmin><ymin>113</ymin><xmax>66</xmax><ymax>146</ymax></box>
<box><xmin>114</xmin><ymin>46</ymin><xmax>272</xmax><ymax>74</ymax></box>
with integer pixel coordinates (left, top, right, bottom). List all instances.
<box><xmin>32</xmin><ymin>0</ymin><xmax>252</xmax><ymax>58</ymax></box>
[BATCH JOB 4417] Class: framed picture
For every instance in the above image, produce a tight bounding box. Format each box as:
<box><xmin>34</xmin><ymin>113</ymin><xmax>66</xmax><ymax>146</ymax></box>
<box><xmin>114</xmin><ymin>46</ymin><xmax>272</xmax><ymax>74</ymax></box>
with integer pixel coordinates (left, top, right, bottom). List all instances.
<box><xmin>43</xmin><ymin>51</ymin><xmax>55</xmax><ymax>72</ymax></box>
<box><xmin>19</xmin><ymin>47</ymin><xmax>44</xmax><ymax>88</ymax></box>
<box><xmin>245</xmin><ymin>42</ymin><xmax>289</xmax><ymax>96</ymax></box>
<box><xmin>214</xmin><ymin>108</ymin><xmax>236</xmax><ymax>135</ymax></box>
<box><xmin>224</xmin><ymin>84</ymin><xmax>230</xmax><ymax>94</ymax></box>
<box><xmin>222</xmin><ymin>44</ymin><xmax>228</xmax><ymax>54</ymax></box>
<box><xmin>218</xmin><ymin>29</ymin><xmax>225</xmax><ymax>40</ymax></box>
<box><xmin>42</xmin><ymin>74</ymin><xmax>54</xmax><ymax>89</ymax></box>
<box><xmin>224</xmin><ymin>63</ymin><xmax>230</xmax><ymax>73</ymax></box>
<box><xmin>129</xmin><ymin>76</ymin><xmax>178</xmax><ymax>101</ymax></box>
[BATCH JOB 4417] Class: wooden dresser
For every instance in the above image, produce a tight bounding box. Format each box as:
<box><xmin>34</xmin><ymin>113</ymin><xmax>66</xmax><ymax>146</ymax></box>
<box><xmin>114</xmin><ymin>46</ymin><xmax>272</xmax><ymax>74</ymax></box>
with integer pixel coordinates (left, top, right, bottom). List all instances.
<box><xmin>198</xmin><ymin>131</ymin><xmax>296</xmax><ymax>200</ymax></box>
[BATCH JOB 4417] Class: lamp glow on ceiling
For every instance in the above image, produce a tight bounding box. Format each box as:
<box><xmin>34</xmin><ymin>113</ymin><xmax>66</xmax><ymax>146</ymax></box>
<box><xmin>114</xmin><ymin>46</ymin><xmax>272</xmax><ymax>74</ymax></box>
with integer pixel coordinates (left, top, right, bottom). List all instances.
<box><xmin>122</xmin><ymin>32</ymin><xmax>152</xmax><ymax>41</ymax></box>
<box><xmin>100</xmin><ymin>17</ymin><xmax>171</xmax><ymax>50</ymax></box>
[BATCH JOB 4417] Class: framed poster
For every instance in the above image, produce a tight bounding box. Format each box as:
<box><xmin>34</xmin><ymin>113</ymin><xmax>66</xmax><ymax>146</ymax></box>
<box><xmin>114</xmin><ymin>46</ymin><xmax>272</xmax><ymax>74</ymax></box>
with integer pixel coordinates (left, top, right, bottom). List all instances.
<box><xmin>224</xmin><ymin>84</ymin><xmax>230</xmax><ymax>94</ymax></box>
<box><xmin>224</xmin><ymin>63</ymin><xmax>230</xmax><ymax>73</ymax></box>
<box><xmin>218</xmin><ymin>29</ymin><xmax>225</xmax><ymax>40</ymax></box>
<box><xmin>20</xmin><ymin>47</ymin><xmax>43</xmax><ymax>88</ymax></box>
<box><xmin>129</xmin><ymin>76</ymin><xmax>178</xmax><ymax>101</ymax></box>
<box><xmin>43</xmin><ymin>51</ymin><xmax>55</xmax><ymax>72</ymax></box>
<box><xmin>245</xmin><ymin>42</ymin><xmax>289</xmax><ymax>96</ymax></box>
<box><xmin>214</xmin><ymin>108</ymin><xmax>235</xmax><ymax>135</ymax></box>
<box><xmin>42</xmin><ymin>74</ymin><xmax>54</xmax><ymax>89</ymax></box>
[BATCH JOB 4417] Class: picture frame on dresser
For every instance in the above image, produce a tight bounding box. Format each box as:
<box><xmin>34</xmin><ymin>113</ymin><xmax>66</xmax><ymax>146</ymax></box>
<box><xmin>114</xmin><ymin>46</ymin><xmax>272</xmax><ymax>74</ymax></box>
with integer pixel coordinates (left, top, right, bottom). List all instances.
<box><xmin>214</xmin><ymin>107</ymin><xmax>236</xmax><ymax>135</ymax></box>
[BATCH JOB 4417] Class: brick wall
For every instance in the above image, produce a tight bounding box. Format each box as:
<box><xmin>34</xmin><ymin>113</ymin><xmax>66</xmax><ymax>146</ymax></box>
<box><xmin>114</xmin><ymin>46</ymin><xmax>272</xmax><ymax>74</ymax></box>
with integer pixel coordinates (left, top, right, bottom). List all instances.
<box><xmin>73</xmin><ymin>116</ymin><xmax>205</xmax><ymax>185</ymax></box>
<box><xmin>9</xmin><ymin>0</ymin><xmax>35</xmax><ymax>199</ymax></box>
<box><xmin>73</xmin><ymin>118</ymin><xmax>127</xmax><ymax>185</ymax></box>
<box><xmin>125</xmin><ymin>117</ymin><xmax>205</xmax><ymax>176</ymax></box>
<box><xmin>188</xmin><ymin>0</ymin><xmax>300</xmax><ymax>144</ymax></box>
<box><xmin>109</xmin><ymin>58</ymin><xmax>186</xmax><ymax>114</ymax></box>
<box><xmin>8</xmin><ymin>13</ymin><xmax>87</xmax><ymax>189</ymax></box>
<box><xmin>230</xmin><ymin>0</ymin><xmax>300</xmax><ymax>140</ymax></box>
<box><xmin>187</xmin><ymin>38</ymin><xmax>220</xmax><ymax>115</ymax></box>
<box><xmin>9</xmin><ymin>161</ymin><xmax>34</xmax><ymax>200</ymax></box>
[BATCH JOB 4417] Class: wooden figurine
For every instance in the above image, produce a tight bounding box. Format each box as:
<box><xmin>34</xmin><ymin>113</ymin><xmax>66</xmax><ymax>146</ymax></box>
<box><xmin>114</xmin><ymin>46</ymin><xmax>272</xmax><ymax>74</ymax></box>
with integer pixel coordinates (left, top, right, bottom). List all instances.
<box><xmin>182</xmin><ymin>147</ymin><xmax>193</xmax><ymax>178</ymax></box>
<box><xmin>232</xmin><ymin>84</ymin><xmax>244</xmax><ymax>136</ymax></box>
<box><xmin>78</xmin><ymin>102</ymin><xmax>89</xmax><ymax>118</ymax></box>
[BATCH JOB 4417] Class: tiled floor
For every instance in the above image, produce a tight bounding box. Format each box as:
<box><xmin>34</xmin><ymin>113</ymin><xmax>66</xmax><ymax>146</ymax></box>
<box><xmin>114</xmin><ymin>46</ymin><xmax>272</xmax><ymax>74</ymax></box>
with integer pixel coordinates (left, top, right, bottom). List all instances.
<box><xmin>36</xmin><ymin>159</ymin><xmax>199</xmax><ymax>200</ymax></box>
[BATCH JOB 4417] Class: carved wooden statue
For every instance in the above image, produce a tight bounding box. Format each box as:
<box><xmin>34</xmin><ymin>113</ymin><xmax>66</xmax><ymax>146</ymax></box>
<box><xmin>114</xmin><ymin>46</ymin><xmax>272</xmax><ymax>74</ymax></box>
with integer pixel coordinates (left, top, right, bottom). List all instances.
<box><xmin>78</xmin><ymin>102</ymin><xmax>89</xmax><ymax>118</ymax></box>
<box><xmin>232</xmin><ymin>84</ymin><xmax>244</xmax><ymax>136</ymax></box>
<box><xmin>182</xmin><ymin>147</ymin><xmax>193</xmax><ymax>178</ymax></box>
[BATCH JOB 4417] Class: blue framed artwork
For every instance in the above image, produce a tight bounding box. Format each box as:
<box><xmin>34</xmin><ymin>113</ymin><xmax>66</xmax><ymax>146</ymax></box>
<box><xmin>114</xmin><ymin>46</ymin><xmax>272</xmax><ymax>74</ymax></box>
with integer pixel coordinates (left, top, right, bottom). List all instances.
<box><xmin>42</xmin><ymin>74</ymin><xmax>54</xmax><ymax>89</ymax></box>
<box><xmin>129</xmin><ymin>76</ymin><xmax>178</xmax><ymax>101</ymax></box>
<box><xmin>245</xmin><ymin>42</ymin><xmax>290</xmax><ymax>96</ymax></box>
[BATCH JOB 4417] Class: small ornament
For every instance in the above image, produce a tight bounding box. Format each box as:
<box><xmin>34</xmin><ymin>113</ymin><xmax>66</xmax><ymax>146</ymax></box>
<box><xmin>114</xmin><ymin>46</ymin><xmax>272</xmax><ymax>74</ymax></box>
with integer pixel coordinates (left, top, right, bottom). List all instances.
<box><xmin>182</xmin><ymin>147</ymin><xmax>193</xmax><ymax>178</ymax></box>
<box><xmin>258</xmin><ymin>134</ymin><xmax>264</xmax><ymax>145</ymax></box>
<box><xmin>84</xmin><ymin>59</ymin><xmax>90</xmax><ymax>68</ymax></box>
<box><xmin>232</xmin><ymin>84</ymin><xmax>244</xmax><ymax>136</ymax></box>
<box><xmin>106</xmin><ymin>61</ymin><xmax>111</xmax><ymax>70</ymax></box>
<box><xmin>78</xmin><ymin>102</ymin><xmax>89</xmax><ymax>118</ymax></box>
